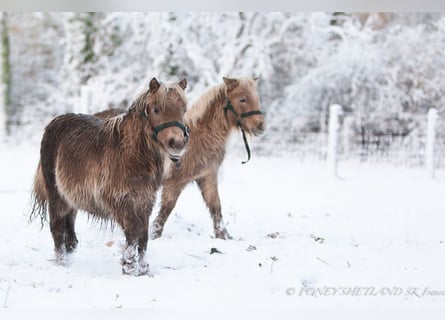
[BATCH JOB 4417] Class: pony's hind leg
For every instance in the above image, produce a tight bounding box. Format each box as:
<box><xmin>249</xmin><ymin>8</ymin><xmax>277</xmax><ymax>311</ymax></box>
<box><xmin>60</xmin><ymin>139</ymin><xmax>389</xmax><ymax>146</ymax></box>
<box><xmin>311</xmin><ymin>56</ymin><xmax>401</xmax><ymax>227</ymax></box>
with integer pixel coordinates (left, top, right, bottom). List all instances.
<box><xmin>64</xmin><ymin>210</ymin><xmax>79</xmax><ymax>253</ymax></box>
<box><xmin>196</xmin><ymin>172</ymin><xmax>232</xmax><ymax>240</ymax></box>
<box><xmin>48</xmin><ymin>199</ymin><xmax>74</xmax><ymax>264</ymax></box>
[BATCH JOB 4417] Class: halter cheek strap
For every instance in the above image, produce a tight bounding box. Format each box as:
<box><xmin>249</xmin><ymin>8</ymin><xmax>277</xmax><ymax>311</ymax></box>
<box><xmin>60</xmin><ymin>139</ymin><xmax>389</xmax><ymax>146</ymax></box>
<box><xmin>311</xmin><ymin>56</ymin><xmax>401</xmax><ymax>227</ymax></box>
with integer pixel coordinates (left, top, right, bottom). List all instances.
<box><xmin>224</xmin><ymin>101</ymin><xmax>263</xmax><ymax>164</ymax></box>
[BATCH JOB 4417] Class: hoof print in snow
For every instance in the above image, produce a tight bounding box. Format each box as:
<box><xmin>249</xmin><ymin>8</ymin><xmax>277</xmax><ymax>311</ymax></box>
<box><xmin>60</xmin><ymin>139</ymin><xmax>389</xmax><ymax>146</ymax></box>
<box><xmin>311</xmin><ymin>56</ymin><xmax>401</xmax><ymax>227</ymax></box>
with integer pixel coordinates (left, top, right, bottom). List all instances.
<box><xmin>311</xmin><ymin>234</ymin><xmax>325</xmax><ymax>244</ymax></box>
<box><xmin>246</xmin><ymin>245</ymin><xmax>257</xmax><ymax>251</ymax></box>
<box><xmin>209</xmin><ymin>247</ymin><xmax>222</xmax><ymax>254</ymax></box>
<box><xmin>266</xmin><ymin>232</ymin><xmax>280</xmax><ymax>239</ymax></box>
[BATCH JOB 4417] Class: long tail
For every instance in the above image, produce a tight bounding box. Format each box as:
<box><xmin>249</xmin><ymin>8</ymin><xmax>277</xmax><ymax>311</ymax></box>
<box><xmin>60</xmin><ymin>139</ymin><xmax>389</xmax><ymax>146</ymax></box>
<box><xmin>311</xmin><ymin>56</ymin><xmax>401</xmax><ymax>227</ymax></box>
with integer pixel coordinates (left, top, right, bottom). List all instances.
<box><xmin>29</xmin><ymin>160</ymin><xmax>49</xmax><ymax>227</ymax></box>
<box><xmin>29</xmin><ymin>110</ymin><xmax>124</xmax><ymax>227</ymax></box>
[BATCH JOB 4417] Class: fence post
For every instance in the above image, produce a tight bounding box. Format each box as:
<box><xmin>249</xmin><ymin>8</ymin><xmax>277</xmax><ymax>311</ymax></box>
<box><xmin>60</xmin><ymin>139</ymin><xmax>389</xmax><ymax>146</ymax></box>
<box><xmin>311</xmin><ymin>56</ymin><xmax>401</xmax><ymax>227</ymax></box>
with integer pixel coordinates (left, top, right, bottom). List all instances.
<box><xmin>342</xmin><ymin>115</ymin><xmax>353</xmax><ymax>160</ymax></box>
<box><xmin>425</xmin><ymin>108</ymin><xmax>438</xmax><ymax>179</ymax></box>
<box><xmin>327</xmin><ymin>104</ymin><xmax>342</xmax><ymax>177</ymax></box>
<box><xmin>79</xmin><ymin>85</ymin><xmax>91</xmax><ymax>114</ymax></box>
<box><xmin>0</xmin><ymin>84</ymin><xmax>5</xmax><ymax>141</ymax></box>
<box><xmin>0</xmin><ymin>28</ymin><xmax>4</xmax><ymax>140</ymax></box>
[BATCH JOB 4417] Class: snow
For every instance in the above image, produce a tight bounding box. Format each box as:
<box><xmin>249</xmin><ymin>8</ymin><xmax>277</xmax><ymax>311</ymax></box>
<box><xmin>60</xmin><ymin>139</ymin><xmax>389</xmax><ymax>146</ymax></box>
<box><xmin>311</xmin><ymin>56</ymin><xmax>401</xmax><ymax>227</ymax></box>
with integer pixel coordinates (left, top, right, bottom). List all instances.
<box><xmin>1</xmin><ymin>142</ymin><xmax>445</xmax><ymax>312</ymax></box>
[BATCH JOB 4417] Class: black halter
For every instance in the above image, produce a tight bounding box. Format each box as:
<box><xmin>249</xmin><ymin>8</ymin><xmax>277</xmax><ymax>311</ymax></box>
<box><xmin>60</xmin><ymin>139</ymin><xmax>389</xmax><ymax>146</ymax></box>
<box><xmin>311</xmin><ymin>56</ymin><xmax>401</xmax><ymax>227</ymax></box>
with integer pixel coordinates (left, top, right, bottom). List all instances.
<box><xmin>154</xmin><ymin>121</ymin><xmax>189</xmax><ymax>140</ymax></box>
<box><xmin>140</xmin><ymin>110</ymin><xmax>189</xmax><ymax>141</ymax></box>
<box><xmin>224</xmin><ymin>100</ymin><xmax>263</xmax><ymax>164</ymax></box>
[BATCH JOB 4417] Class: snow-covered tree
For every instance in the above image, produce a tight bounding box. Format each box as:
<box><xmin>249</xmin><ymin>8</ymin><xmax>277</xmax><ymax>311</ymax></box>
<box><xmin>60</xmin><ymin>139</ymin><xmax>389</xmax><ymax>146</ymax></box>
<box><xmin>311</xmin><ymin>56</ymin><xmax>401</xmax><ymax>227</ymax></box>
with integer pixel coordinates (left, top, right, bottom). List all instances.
<box><xmin>61</xmin><ymin>13</ymin><xmax>103</xmax><ymax>110</ymax></box>
<box><xmin>277</xmin><ymin>13</ymin><xmax>445</xmax><ymax>142</ymax></box>
<box><xmin>6</xmin><ymin>13</ymin><xmax>64</xmax><ymax>134</ymax></box>
<box><xmin>2</xmin><ymin>12</ymin><xmax>445</xmax><ymax>152</ymax></box>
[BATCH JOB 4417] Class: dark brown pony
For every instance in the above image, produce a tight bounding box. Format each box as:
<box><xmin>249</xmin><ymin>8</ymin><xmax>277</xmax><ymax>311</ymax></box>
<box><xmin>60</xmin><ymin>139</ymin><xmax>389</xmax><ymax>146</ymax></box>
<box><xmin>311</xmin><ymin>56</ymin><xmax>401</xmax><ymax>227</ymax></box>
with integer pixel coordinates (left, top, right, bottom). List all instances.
<box><xmin>154</xmin><ymin>76</ymin><xmax>266</xmax><ymax>239</ymax></box>
<box><xmin>30</xmin><ymin>78</ymin><xmax>188</xmax><ymax>276</ymax></box>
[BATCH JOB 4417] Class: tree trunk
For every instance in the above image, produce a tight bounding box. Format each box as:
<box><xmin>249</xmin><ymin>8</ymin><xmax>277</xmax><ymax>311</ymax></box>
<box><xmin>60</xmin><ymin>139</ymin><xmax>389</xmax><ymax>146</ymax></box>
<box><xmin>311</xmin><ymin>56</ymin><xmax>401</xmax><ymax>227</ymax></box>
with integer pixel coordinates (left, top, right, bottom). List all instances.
<box><xmin>0</xmin><ymin>12</ymin><xmax>11</xmax><ymax>136</ymax></box>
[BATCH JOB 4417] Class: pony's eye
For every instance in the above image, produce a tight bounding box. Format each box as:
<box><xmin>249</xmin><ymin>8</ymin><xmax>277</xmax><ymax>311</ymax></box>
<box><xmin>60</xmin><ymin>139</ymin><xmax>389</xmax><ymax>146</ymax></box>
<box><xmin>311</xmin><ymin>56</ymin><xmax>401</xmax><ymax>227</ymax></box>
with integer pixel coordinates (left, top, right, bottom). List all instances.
<box><xmin>240</xmin><ymin>98</ymin><xmax>247</xmax><ymax>103</ymax></box>
<box><xmin>153</xmin><ymin>107</ymin><xmax>160</xmax><ymax>114</ymax></box>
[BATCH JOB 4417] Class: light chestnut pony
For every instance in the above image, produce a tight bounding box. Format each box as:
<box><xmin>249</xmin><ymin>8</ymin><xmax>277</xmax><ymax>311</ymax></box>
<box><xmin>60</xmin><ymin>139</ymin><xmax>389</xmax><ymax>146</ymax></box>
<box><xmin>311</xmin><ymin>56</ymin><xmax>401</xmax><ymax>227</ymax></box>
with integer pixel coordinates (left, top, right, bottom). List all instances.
<box><xmin>30</xmin><ymin>78</ymin><xmax>189</xmax><ymax>276</ymax></box>
<box><xmin>153</xmin><ymin>76</ymin><xmax>266</xmax><ymax>239</ymax></box>
<box><xmin>32</xmin><ymin>77</ymin><xmax>265</xmax><ymax>240</ymax></box>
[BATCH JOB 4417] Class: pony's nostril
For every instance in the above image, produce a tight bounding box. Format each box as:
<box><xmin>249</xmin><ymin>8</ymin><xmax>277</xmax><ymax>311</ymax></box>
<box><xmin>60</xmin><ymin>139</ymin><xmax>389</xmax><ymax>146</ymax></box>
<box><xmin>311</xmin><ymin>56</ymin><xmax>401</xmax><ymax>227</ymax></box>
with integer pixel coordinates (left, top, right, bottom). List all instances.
<box><xmin>169</xmin><ymin>138</ymin><xmax>185</xmax><ymax>150</ymax></box>
<box><xmin>257</xmin><ymin>122</ymin><xmax>264</xmax><ymax>132</ymax></box>
<box><xmin>252</xmin><ymin>121</ymin><xmax>266</xmax><ymax>136</ymax></box>
<box><xmin>168</xmin><ymin>138</ymin><xmax>176</xmax><ymax>149</ymax></box>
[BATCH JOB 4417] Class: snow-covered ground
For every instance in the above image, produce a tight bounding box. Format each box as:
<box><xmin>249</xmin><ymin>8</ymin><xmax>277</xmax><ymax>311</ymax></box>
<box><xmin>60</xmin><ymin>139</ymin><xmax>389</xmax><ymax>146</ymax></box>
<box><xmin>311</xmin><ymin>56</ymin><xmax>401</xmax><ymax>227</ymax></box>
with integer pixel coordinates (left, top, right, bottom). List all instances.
<box><xmin>0</xmin><ymin>142</ymin><xmax>445</xmax><ymax>311</ymax></box>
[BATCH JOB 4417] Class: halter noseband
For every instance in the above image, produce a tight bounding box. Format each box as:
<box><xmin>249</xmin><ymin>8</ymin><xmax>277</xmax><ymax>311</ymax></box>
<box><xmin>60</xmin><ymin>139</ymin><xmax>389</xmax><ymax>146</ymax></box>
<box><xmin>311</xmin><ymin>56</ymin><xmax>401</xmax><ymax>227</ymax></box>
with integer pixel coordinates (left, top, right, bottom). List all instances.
<box><xmin>224</xmin><ymin>100</ymin><xmax>263</xmax><ymax>164</ymax></box>
<box><xmin>140</xmin><ymin>110</ymin><xmax>189</xmax><ymax>141</ymax></box>
<box><xmin>154</xmin><ymin>121</ymin><xmax>189</xmax><ymax>141</ymax></box>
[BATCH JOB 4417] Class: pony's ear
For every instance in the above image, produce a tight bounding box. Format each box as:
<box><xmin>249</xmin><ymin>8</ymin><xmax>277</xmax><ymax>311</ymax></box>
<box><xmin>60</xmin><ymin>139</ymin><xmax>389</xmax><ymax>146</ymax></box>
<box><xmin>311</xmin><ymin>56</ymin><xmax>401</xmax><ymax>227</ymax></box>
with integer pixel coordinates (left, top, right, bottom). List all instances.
<box><xmin>223</xmin><ymin>77</ymin><xmax>239</xmax><ymax>91</ymax></box>
<box><xmin>178</xmin><ymin>78</ymin><xmax>187</xmax><ymax>90</ymax></box>
<box><xmin>149</xmin><ymin>77</ymin><xmax>161</xmax><ymax>92</ymax></box>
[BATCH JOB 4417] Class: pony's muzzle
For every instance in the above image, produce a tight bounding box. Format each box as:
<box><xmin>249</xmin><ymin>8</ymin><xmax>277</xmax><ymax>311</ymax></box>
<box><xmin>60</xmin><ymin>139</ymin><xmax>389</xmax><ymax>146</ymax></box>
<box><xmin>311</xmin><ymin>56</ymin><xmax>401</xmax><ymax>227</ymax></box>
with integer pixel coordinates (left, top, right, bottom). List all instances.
<box><xmin>168</xmin><ymin>136</ymin><xmax>186</xmax><ymax>151</ymax></box>
<box><xmin>162</xmin><ymin>126</ymin><xmax>188</xmax><ymax>162</ymax></box>
<box><xmin>249</xmin><ymin>117</ymin><xmax>267</xmax><ymax>137</ymax></box>
<box><xmin>165</xmin><ymin>139</ymin><xmax>187</xmax><ymax>161</ymax></box>
<box><xmin>153</xmin><ymin>121</ymin><xmax>188</xmax><ymax>162</ymax></box>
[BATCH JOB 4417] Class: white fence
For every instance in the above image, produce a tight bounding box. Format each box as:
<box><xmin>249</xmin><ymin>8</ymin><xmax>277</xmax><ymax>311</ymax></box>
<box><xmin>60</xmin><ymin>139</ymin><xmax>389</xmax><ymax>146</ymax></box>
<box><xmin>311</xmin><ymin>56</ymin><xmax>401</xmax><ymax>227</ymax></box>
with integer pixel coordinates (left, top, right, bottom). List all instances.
<box><xmin>250</xmin><ymin>106</ymin><xmax>443</xmax><ymax>178</ymax></box>
<box><xmin>425</xmin><ymin>108</ymin><xmax>438</xmax><ymax>179</ymax></box>
<box><xmin>77</xmin><ymin>85</ymin><xmax>92</xmax><ymax>114</ymax></box>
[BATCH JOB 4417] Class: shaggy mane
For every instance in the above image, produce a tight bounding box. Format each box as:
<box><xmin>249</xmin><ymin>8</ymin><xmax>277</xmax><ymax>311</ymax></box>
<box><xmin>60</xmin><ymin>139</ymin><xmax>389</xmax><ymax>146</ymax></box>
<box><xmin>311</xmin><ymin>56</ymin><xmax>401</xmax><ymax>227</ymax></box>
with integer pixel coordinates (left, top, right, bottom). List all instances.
<box><xmin>185</xmin><ymin>77</ymin><xmax>256</xmax><ymax>125</ymax></box>
<box><xmin>102</xmin><ymin>81</ymin><xmax>188</xmax><ymax>142</ymax></box>
<box><xmin>129</xmin><ymin>82</ymin><xmax>188</xmax><ymax>114</ymax></box>
<box><xmin>186</xmin><ymin>84</ymin><xmax>226</xmax><ymax>125</ymax></box>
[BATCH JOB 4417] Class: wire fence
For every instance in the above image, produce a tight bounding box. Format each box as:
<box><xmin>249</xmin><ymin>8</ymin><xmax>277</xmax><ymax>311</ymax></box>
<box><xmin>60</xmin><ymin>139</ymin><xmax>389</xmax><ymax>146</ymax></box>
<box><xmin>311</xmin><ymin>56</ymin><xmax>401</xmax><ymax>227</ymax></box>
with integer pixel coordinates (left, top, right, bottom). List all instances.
<box><xmin>245</xmin><ymin>109</ymin><xmax>445</xmax><ymax>169</ymax></box>
<box><xmin>248</xmin><ymin>131</ymin><xmax>445</xmax><ymax>168</ymax></box>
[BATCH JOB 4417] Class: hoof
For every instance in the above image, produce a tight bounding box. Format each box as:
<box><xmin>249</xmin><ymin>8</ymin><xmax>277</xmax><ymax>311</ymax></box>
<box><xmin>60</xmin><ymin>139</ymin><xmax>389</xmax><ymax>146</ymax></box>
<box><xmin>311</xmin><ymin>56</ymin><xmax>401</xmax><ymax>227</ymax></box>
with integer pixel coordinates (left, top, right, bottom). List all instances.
<box><xmin>122</xmin><ymin>261</ymin><xmax>151</xmax><ymax>276</ymax></box>
<box><xmin>150</xmin><ymin>225</ymin><xmax>163</xmax><ymax>240</ymax></box>
<box><xmin>65</xmin><ymin>238</ymin><xmax>79</xmax><ymax>253</ymax></box>
<box><xmin>138</xmin><ymin>261</ymin><xmax>151</xmax><ymax>276</ymax></box>
<box><xmin>151</xmin><ymin>231</ymin><xmax>162</xmax><ymax>240</ymax></box>
<box><xmin>121</xmin><ymin>245</ymin><xmax>151</xmax><ymax>276</ymax></box>
<box><xmin>53</xmin><ymin>250</ymin><xmax>69</xmax><ymax>266</ymax></box>
<box><xmin>214</xmin><ymin>228</ymin><xmax>233</xmax><ymax>240</ymax></box>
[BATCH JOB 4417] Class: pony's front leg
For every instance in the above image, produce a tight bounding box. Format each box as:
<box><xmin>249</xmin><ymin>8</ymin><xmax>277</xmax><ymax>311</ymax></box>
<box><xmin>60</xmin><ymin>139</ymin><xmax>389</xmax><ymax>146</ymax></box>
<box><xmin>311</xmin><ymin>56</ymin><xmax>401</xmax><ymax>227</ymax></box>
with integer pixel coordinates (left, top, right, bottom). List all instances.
<box><xmin>136</xmin><ymin>222</ymin><xmax>150</xmax><ymax>275</ymax></box>
<box><xmin>151</xmin><ymin>180</ymin><xmax>187</xmax><ymax>239</ymax></box>
<box><xmin>196</xmin><ymin>173</ymin><xmax>232</xmax><ymax>240</ymax></box>
<box><xmin>121</xmin><ymin>215</ymin><xmax>150</xmax><ymax>276</ymax></box>
<box><xmin>121</xmin><ymin>240</ymin><xmax>140</xmax><ymax>276</ymax></box>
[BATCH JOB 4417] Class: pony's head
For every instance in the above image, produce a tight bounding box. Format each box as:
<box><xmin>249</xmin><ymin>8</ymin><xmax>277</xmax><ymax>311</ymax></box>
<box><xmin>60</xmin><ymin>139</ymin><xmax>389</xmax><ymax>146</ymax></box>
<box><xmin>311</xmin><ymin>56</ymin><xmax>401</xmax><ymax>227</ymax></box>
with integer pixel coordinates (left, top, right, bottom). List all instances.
<box><xmin>223</xmin><ymin>77</ymin><xmax>266</xmax><ymax>137</ymax></box>
<box><xmin>141</xmin><ymin>77</ymin><xmax>189</xmax><ymax>161</ymax></box>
